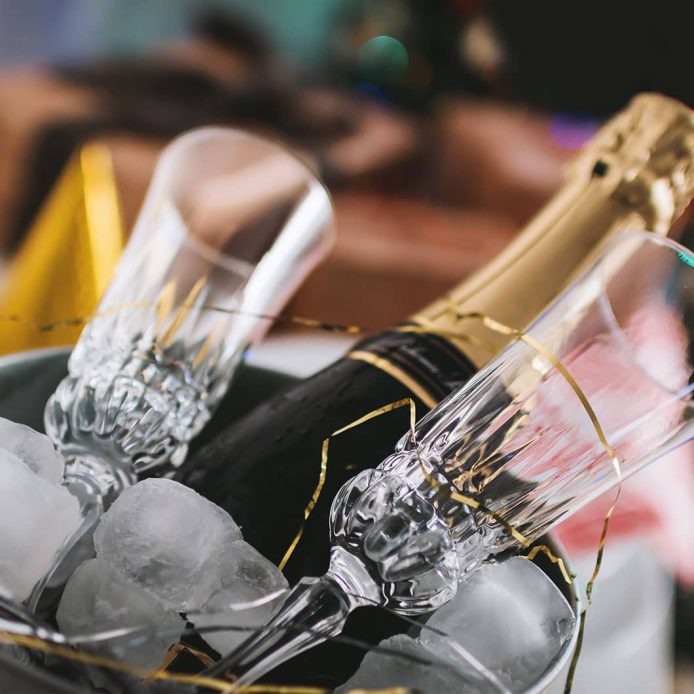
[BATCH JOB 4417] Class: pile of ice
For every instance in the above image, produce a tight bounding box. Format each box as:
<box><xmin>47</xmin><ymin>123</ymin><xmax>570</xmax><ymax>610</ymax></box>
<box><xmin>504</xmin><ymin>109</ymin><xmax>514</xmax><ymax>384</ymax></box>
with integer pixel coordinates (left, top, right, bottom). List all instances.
<box><xmin>0</xmin><ymin>418</ymin><xmax>81</xmax><ymax>602</ymax></box>
<box><xmin>338</xmin><ymin>557</ymin><xmax>576</xmax><ymax>693</ymax></box>
<box><xmin>57</xmin><ymin>478</ymin><xmax>288</xmax><ymax>668</ymax></box>
<box><xmin>0</xmin><ymin>416</ymin><xmax>577</xmax><ymax>688</ymax></box>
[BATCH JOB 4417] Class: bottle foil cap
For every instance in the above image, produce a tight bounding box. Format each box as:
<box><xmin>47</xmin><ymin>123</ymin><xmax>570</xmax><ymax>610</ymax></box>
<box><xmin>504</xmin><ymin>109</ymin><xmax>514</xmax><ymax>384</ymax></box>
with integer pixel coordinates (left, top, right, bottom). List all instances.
<box><xmin>572</xmin><ymin>93</ymin><xmax>694</xmax><ymax>226</ymax></box>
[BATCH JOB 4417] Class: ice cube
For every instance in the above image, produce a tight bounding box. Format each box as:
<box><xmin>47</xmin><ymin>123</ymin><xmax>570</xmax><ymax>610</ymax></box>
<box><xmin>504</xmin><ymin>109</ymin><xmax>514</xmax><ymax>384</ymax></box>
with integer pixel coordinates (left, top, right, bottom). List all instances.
<box><xmin>0</xmin><ymin>450</ymin><xmax>81</xmax><ymax>601</ymax></box>
<box><xmin>94</xmin><ymin>478</ymin><xmax>242</xmax><ymax>610</ymax></box>
<box><xmin>191</xmin><ymin>540</ymin><xmax>288</xmax><ymax>655</ymax></box>
<box><xmin>57</xmin><ymin>558</ymin><xmax>184</xmax><ymax>671</ymax></box>
<box><xmin>336</xmin><ymin>634</ymin><xmax>494</xmax><ymax>693</ymax></box>
<box><xmin>0</xmin><ymin>417</ymin><xmax>64</xmax><ymax>485</ymax></box>
<box><xmin>420</xmin><ymin>557</ymin><xmax>575</xmax><ymax>691</ymax></box>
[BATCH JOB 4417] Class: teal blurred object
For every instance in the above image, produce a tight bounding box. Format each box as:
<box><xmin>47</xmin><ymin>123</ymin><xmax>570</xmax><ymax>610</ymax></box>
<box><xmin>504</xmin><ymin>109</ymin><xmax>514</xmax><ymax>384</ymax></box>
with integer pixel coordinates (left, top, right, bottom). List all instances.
<box><xmin>221</xmin><ymin>0</ymin><xmax>351</xmax><ymax>69</ymax></box>
<box><xmin>357</xmin><ymin>35</ymin><xmax>409</xmax><ymax>85</ymax></box>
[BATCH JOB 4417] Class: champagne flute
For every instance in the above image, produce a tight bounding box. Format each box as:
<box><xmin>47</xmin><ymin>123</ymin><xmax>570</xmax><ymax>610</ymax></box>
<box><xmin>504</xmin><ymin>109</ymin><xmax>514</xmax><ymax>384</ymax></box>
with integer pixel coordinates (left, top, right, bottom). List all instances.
<box><xmin>30</xmin><ymin>128</ymin><xmax>335</xmax><ymax>611</ymax></box>
<box><xmin>207</xmin><ymin>231</ymin><xmax>694</xmax><ymax>683</ymax></box>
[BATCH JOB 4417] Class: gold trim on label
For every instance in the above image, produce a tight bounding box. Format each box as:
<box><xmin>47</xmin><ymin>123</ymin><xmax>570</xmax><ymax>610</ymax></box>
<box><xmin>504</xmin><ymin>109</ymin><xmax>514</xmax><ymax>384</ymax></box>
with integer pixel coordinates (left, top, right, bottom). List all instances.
<box><xmin>347</xmin><ymin>350</ymin><xmax>438</xmax><ymax>408</ymax></box>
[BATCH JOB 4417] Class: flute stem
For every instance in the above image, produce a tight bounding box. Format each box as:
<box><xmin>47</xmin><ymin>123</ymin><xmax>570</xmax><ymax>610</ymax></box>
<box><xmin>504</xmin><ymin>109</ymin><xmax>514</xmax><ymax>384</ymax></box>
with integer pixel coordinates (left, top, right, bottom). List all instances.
<box><xmin>204</xmin><ymin>573</ymin><xmax>361</xmax><ymax>684</ymax></box>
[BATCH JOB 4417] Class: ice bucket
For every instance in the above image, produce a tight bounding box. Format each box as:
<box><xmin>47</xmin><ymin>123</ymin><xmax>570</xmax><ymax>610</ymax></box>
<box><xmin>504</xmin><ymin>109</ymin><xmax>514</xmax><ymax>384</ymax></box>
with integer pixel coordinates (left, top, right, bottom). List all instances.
<box><xmin>0</xmin><ymin>348</ymin><xmax>580</xmax><ymax>693</ymax></box>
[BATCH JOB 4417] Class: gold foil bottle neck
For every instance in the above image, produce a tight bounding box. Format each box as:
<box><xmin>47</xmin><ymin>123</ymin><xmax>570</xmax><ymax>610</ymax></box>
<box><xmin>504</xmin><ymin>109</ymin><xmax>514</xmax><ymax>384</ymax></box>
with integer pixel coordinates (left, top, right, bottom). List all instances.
<box><xmin>570</xmin><ymin>93</ymin><xmax>694</xmax><ymax>231</ymax></box>
<box><xmin>412</xmin><ymin>92</ymin><xmax>694</xmax><ymax>370</ymax></box>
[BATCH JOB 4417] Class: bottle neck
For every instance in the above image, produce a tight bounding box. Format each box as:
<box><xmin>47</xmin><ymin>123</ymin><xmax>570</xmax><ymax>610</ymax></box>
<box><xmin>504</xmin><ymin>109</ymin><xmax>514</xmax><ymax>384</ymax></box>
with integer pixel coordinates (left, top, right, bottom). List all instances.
<box><xmin>413</xmin><ymin>93</ymin><xmax>693</xmax><ymax>368</ymax></box>
<box><xmin>415</xmin><ymin>177</ymin><xmax>672</xmax><ymax>368</ymax></box>
<box><xmin>345</xmin><ymin>96</ymin><xmax>692</xmax><ymax>408</ymax></box>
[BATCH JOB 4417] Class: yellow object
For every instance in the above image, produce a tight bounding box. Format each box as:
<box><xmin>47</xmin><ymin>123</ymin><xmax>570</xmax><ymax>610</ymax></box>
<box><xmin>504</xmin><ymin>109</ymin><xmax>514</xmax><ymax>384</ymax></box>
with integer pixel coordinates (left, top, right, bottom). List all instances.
<box><xmin>0</xmin><ymin>144</ymin><xmax>124</xmax><ymax>353</ymax></box>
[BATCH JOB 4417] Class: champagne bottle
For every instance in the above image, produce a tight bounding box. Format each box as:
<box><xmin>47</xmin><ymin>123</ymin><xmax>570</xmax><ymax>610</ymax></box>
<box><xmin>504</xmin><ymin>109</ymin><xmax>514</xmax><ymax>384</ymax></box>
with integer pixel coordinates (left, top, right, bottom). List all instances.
<box><xmin>177</xmin><ymin>94</ymin><xmax>694</xmax><ymax>592</ymax></box>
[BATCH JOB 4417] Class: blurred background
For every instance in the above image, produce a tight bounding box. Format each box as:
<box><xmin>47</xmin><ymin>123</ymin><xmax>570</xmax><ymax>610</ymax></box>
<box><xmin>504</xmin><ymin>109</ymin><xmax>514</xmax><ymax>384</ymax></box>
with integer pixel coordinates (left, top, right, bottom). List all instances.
<box><xmin>0</xmin><ymin>1</ymin><xmax>691</xmax><ymax>691</ymax></box>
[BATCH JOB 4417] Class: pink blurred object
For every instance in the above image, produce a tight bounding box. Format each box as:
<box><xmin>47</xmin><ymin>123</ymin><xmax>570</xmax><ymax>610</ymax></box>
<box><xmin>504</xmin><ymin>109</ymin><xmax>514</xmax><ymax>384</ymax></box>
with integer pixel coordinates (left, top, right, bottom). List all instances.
<box><xmin>555</xmin><ymin>444</ymin><xmax>694</xmax><ymax>584</ymax></box>
<box><xmin>553</xmin><ymin>302</ymin><xmax>694</xmax><ymax>584</ymax></box>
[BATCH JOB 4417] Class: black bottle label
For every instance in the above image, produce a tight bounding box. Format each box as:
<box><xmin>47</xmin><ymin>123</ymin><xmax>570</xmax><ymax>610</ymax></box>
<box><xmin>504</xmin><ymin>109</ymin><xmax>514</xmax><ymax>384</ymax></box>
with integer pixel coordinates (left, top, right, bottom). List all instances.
<box><xmin>177</xmin><ymin>330</ymin><xmax>476</xmax><ymax>680</ymax></box>
<box><xmin>349</xmin><ymin>326</ymin><xmax>478</xmax><ymax>406</ymax></box>
<box><xmin>178</xmin><ymin>330</ymin><xmax>475</xmax><ymax>578</ymax></box>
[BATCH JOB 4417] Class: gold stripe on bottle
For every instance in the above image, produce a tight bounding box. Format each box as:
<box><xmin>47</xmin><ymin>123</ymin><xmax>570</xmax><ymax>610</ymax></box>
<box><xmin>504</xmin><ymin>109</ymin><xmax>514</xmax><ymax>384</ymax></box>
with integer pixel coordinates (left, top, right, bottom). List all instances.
<box><xmin>347</xmin><ymin>350</ymin><xmax>438</xmax><ymax>408</ymax></box>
